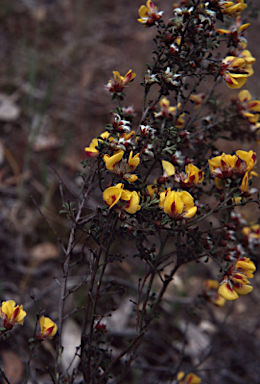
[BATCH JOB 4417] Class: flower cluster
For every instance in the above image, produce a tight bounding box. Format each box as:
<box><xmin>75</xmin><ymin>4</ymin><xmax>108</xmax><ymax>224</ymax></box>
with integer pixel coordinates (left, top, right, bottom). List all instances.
<box><xmin>208</xmin><ymin>150</ymin><xmax>258</xmax><ymax>192</ymax></box>
<box><xmin>218</xmin><ymin>257</ymin><xmax>256</xmax><ymax>300</ymax></box>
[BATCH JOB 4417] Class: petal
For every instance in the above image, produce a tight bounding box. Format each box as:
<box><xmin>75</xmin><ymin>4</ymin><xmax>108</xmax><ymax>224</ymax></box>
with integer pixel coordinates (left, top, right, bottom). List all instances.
<box><xmin>233</xmin><ymin>283</ymin><xmax>253</xmax><ymax>295</ymax></box>
<box><xmin>238</xmin><ymin>89</ymin><xmax>251</xmax><ymax>102</ymax></box>
<box><xmin>124</xmin><ymin>191</ymin><xmax>141</xmax><ymax>214</ymax></box>
<box><xmin>218</xmin><ymin>282</ymin><xmax>239</xmax><ymax>300</ymax></box>
<box><xmin>162</xmin><ymin>160</ymin><xmax>175</xmax><ymax>177</ymax></box>
<box><xmin>103</xmin><ymin>150</ymin><xmax>124</xmax><ymax>171</ymax></box>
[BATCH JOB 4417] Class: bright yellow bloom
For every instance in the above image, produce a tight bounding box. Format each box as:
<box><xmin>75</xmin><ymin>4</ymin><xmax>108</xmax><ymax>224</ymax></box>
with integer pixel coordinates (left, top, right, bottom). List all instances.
<box><xmin>105</xmin><ymin>70</ymin><xmax>136</xmax><ymax>93</ymax></box>
<box><xmin>217</xmin><ymin>16</ymin><xmax>250</xmax><ymax>35</ymax></box>
<box><xmin>239</xmin><ymin>49</ymin><xmax>255</xmax><ymax>77</ymax></box>
<box><xmin>218</xmin><ymin>257</ymin><xmax>256</xmax><ymax>301</ymax></box>
<box><xmin>103</xmin><ymin>184</ymin><xmax>140</xmax><ymax>214</ymax></box>
<box><xmin>103</xmin><ymin>150</ymin><xmax>140</xmax><ymax>182</ymax></box>
<box><xmin>103</xmin><ymin>183</ymin><xmax>125</xmax><ymax>209</ymax></box>
<box><xmin>85</xmin><ymin>131</ymin><xmax>110</xmax><ymax>157</ymax></box>
<box><xmin>219</xmin><ymin>0</ymin><xmax>247</xmax><ymax>17</ymax></box>
<box><xmin>38</xmin><ymin>316</ymin><xmax>58</xmax><ymax>340</ymax></box>
<box><xmin>123</xmin><ymin>191</ymin><xmax>141</xmax><ymax>214</ymax></box>
<box><xmin>104</xmin><ymin>151</ymin><xmax>124</xmax><ymax>171</ymax></box>
<box><xmin>128</xmin><ymin>151</ymin><xmax>140</xmax><ymax>171</ymax></box>
<box><xmin>177</xmin><ymin>371</ymin><xmax>201</xmax><ymax>384</ymax></box>
<box><xmin>160</xmin><ymin>190</ymin><xmax>197</xmax><ymax>219</ymax></box>
<box><xmin>214</xmin><ymin>294</ymin><xmax>226</xmax><ymax>307</ymax></box>
<box><xmin>138</xmin><ymin>1</ymin><xmax>163</xmax><ymax>26</ymax></box>
<box><xmin>208</xmin><ymin>153</ymin><xmax>238</xmax><ymax>178</ymax></box>
<box><xmin>220</xmin><ymin>56</ymin><xmax>248</xmax><ymax>89</ymax></box>
<box><xmin>236</xmin><ymin>149</ymin><xmax>257</xmax><ymax>173</ymax></box>
<box><xmin>184</xmin><ymin>164</ymin><xmax>204</xmax><ymax>185</ymax></box>
<box><xmin>0</xmin><ymin>300</ymin><xmax>26</xmax><ymax>329</ymax></box>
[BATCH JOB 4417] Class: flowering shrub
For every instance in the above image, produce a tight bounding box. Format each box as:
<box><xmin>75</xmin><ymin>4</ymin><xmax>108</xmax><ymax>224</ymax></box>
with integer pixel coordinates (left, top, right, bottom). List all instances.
<box><xmin>1</xmin><ymin>1</ymin><xmax>260</xmax><ymax>383</ymax></box>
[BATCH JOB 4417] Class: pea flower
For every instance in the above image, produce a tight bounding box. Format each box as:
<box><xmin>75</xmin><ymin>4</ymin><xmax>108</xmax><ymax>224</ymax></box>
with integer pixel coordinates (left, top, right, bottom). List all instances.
<box><xmin>0</xmin><ymin>300</ymin><xmax>26</xmax><ymax>329</ymax></box>
<box><xmin>85</xmin><ymin>131</ymin><xmax>110</xmax><ymax>157</ymax></box>
<box><xmin>235</xmin><ymin>149</ymin><xmax>258</xmax><ymax>192</ymax></box>
<box><xmin>159</xmin><ymin>189</ymin><xmax>197</xmax><ymax>219</ymax></box>
<box><xmin>175</xmin><ymin>164</ymin><xmax>204</xmax><ymax>188</ymax></box>
<box><xmin>176</xmin><ymin>371</ymin><xmax>201</xmax><ymax>384</ymax></box>
<box><xmin>103</xmin><ymin>183</ymin><xmax>141</xmax><ymax>214</ymax></box>
<box><xmin>36</xmin><ymin>316</ymin><xmax>58</xmax><ymax>340</ymax></box>
<box><xmin>219</xmin><ymin>0</ymin><xmax>247</xmax><ymax>17</ymax></box>
<box><xmin>218</xmin><ymin>257</ymin><xmax>256</xmax><ymax>301</ymax></box>
<box><xmin>138</xmin><ymin>1</ymin><xmax>163</xmax><ymax>26</ymax></box>
<box><xmin>103</xmin><ymin>150</ymin><xmax>140</xmax><ymax>182</ymax></box>
<box><xmin>208</xmin><ymin>153</ymin><xmax>238</xmax><ymax>178</ymax></box>
<box><xmin>220</xmin><ymin>56</ymin><xmax>249</xmax><ymax>89</ymax></box>
<box><xmin>154</xmin><ymin>97</ymin><xmax>185</xmax><ymax>126</ymax></box>
<box><xmin>105</xmin><ymin>70</ymin><xmax>136</xmax><ymax>93</ymax></box>
<box><xmin>235</xmin><ymin>90</ymin><xmax>260</xmax><ymax>125</ymax></box>
<box><xmin>216</xmin><ymin>16</ymin><xmax>250</xmax><ymax>48</ymax></box>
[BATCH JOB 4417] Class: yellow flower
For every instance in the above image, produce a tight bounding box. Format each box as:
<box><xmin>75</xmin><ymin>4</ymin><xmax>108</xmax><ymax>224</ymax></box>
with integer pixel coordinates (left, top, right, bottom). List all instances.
<box><xmin>138</xmin><ymin>1</ymin><xmax>163</xmax><ymax>26</ymax></box>
<box><xmin>218</xmin><ymin>257</ymin><xmax>256</xmax><ymax>301</ymax></box>
<box><xmin>122</xmin><ymin>191</ymin><xmax>141</xmax><ymax>214</ymax></box>
<box><xmin>160</xmin><ymin>190</ymin><xmax>197</xmax><ymax>219</ymax></box>
<box><xmin>38</xmin><ymin>316</ymin><xmax>58</xmax><ymax>340</ymax></box>
<box><xmin>103</xmin><ymin>150</ymin><xmax>140</xmax><ymax>182</ymax></box>
<box><xmin>208</xmin><ymin>153</ymin><xmax>238</xmax><ymax>178</ymax></box>
<box><xmin>236</xmin><ymin>149</ymin><xmax>257</xmax><ymax>173</ymax></box>
<box><xmin>85</xmin><ymin>131</ymin><xmax>110</xmax><ymax>157</ymax></box>
<box><xmin>0</xmin><ymin>300</ymin><xmax>26</xmax><ymax>329</ymax></box>
<box><xmin>219</xmin><ymin>0</ymin><xmax>247</xmax><ymax>17</ymax></box>
<box><xmin>183</xmin><ymin>164</ymin><xmax>204</xmax><ymax>186</ymax></box>
<box><xmin>237</xmin><ymin>90</ymin><xmax>260</xmax><ymax>125</ymax></box>
<box><xmin>239</xmin><ymin>49</ymin><xmax>255</xmax><ymax>77</ymax></box>
<box><xmin>103</xmin><ymin>183</ymin><xmax>125</xmax><ymax>209</ymax></box>
<box><xmin>177</xmin><ymin>371</ymin><xmax>201</xmax><ymax>384</ymax></box>
<box><xmin>104</xmin><ymin>150</ymin><xmax>124</xmax><ymax>171</ymax></box>
<box><xmin>105</xmin><ymin>70</ymin><xmax>136</xmax><ymax>93</ymax></box>
<box><xmin>103</xmin><ymin>184</ymin><xmax>140</xmax><ymax>214</ymax></box>
<box><xmin>220</xmin><ymin>56</ymin><xmax>248</xmax><ymax>89</ymax></box>
<box><xmin>128</xmin><ymin>151</ymin><xmax>140</xmax><ymax>171</ymax></box>
<box><xmin>155</xmin><ymin>97</ymin><xmax>185</xmax><ymax>126</ymax></box>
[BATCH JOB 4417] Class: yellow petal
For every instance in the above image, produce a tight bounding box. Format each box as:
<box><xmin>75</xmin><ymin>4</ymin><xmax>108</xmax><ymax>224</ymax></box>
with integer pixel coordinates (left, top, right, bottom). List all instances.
<box><xmin>162</xmin><ymin>160</ymin><xmax>175</xmax><ymax>177</ymax></box>
<box><xmin>218</xmin><ymin>282</ymin><xmax>239</xmax><ymax>300</ymax></box>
